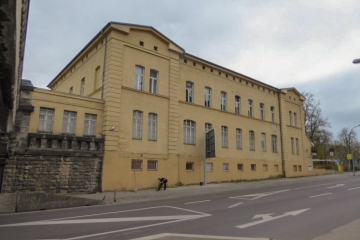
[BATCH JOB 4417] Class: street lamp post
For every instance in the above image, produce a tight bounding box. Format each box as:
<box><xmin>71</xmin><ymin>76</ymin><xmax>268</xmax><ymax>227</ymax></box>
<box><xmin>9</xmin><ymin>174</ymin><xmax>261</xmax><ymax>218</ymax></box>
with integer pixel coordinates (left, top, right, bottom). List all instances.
<box><xmin>349</xmin><ymin>125</ymin><xmax>360</xmax><ymax>176</ymax></box>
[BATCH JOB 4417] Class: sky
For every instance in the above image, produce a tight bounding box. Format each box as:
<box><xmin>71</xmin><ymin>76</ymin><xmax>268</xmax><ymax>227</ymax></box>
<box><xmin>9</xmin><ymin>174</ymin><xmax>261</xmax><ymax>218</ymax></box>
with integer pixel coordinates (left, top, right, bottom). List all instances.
<box><xmin>22</xmin><ymin>0</ymin><xmax>360</xmax><ymax>139</ymax></box>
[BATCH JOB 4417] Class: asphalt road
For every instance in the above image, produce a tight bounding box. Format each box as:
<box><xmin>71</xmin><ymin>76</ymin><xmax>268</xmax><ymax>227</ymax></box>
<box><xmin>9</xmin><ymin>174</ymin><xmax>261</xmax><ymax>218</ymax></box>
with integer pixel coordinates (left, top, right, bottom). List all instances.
<box><xmin>1</xmin><ymin>173</ymin><xmax>360</xmax><ymax>240</ymax></box>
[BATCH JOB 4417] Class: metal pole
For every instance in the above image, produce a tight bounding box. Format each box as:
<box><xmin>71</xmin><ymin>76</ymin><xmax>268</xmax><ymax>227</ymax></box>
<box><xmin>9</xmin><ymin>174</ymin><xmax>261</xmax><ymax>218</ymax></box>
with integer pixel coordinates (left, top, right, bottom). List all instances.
<box><xmin>204</xmin><ymin>132</ymin><xmax>207</xmax><ymax>186</ymax></box>
<box><xmin>349</xmin><ymin>125</ymin><xmax>360</xmax><ymax>176</ymax></box>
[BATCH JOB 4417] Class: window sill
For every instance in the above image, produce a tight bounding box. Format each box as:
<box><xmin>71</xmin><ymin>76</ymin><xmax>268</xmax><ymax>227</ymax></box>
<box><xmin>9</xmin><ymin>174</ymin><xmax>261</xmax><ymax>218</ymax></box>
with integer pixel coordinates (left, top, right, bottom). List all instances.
<box><xmin>131</xmin><ymin>169</ymin><xmax>142</xmax><ymax>171</ymax></box>
<box><xmin>148</xmin><ymin>139</ymin><xmax>157</xmax><ymax>141</ymax></box>
<box><xmin>37</xmin><ymin>131</ymin><xmax>53</xmax><ymax>134</ymax></box>
<box><xmin>132</xmin><ymin>138</ymin><xmax>142</xmax><ymax>140</ymax></box>
<box><xmin>147</xmin><ymin>169</ymin><xmax>157</xmax><ymax>171</ymax></box>
<box><xmin>238</xmin><ymin>170</ymin><xmax>243</xmax><ymax>172</ymax></box>
<box><xmin>186</xmin><ymin>170</ymin><xmax>194</xmax><ymax>172</ymax></box>
<box><xmin>184</xmin><ymin>143</ymin><xmax>196</xmax><ymax>145</ymax></box>
<box><xmin>223</xmin><ymin>170</ymin><xmax>229</xmax><ymax>172</ymax></box>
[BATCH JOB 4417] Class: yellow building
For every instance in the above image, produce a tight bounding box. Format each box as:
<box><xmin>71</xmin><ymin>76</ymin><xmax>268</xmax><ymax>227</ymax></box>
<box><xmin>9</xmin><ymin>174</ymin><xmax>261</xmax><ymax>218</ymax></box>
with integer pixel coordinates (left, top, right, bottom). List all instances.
<box><xmin>2</xmin><ymin>22</ymin><xmax>314</xmax><ymax>193</ymax></box>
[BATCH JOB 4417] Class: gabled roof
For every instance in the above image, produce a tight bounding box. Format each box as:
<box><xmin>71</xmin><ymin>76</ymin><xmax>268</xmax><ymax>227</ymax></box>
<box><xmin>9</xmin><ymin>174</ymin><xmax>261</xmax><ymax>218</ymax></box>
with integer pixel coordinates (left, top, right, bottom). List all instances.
<box><xmin>280</xmin><ymin>87</ymin><xmax>306</xmax><ymax>101</ymax></box>
<box><xmin>47</xmin><ymin>22</ymin><xmax>185</xmax><ymax>87</ymax></box>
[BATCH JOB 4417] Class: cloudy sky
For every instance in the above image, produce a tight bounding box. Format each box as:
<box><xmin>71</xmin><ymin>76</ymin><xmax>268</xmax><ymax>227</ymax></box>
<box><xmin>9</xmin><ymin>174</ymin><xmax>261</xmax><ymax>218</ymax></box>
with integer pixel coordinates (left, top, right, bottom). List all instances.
<box><xmin>23</xmin><ymin>0</ymin><xmax>360</xmax><ymax>138</ymax></box>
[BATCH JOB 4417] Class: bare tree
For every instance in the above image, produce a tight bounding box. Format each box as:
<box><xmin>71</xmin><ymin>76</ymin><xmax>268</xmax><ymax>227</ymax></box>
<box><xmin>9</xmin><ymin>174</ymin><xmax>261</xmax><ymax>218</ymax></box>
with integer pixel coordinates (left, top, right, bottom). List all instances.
<box><xmin>302</xmin><ymin>92</ymin><xmax>331</xmax><ymax>143</ymax></box>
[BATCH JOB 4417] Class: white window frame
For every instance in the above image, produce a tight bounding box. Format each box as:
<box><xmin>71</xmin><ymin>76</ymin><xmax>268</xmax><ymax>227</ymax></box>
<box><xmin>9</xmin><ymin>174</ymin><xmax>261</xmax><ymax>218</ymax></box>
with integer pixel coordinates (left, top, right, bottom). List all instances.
<box><xmin>205</xmin><ymin>123</ymin><xmax>212</xmax><ymax>133</ymax></box>
<box><xmin>149</xmin><ymin>70</ymin><xmax>158</xmax><ymax>94</ymax></box>
<box><xmin>132</xmin><ymin>110</ymin><xmax>143</xmax><ymax>139</ymax></box>
<box><xmin>261</xmin><ymin>133</ymin><xmax>266</xmax><ymax>152</ymax></box>
<box><xmin>134</xmin><ymin>66</ymin><xmax>144</xmax><ymax>90</ymax></box>
<box><xmin>184</xmin><ymin>120</ymin><xmax>196</xmax><ymax>144</ymax></box>
<box><xmin>148</xmin><ymin>113</ymin><xmax>157</xmax><ymax>141</ymax></box>
<box><xmin>249</xmin><ymin>131</ymin><xmax>255</xmax><ymax>151</ymax></box>
<box><xmin>62</xmin><ymin>111</ymin><xmax>76</xmax><ymax>134</ymax></box>
<box><xmin>186</xmin><ymin>81</ymin><xmax>193</xmax><ymax>103</ymax></box>
<box><xmin>221</xmin><ymin>91</ymin><xmax>227</xmax><ymax>111</ymax></box>
<box><xmin>221</xmin><ymin>126</ymin><xmax>228</xmax><ymax>148</ymax></box>
<box><xmin>296</xmin><ymin>138</ymin><xmax>299</xmax><ymax>155</ymax></box>
<box><xmin>272</xmin><ymin>135</ymin><xmax>277</xmax><ymax>153</ymax></box>
<box><xmin>204</xmin><ymin>87</ymin><xmax>211</xmax><ymax>107</ymax></box>
<box><xmin>206</xmin><ymin>162</ymin><xmax>213</xmax><ymax>172</ymax></box>
<box><xmin>271</xmin><ymin>106</ymin><xmax>275</xmax><ymax>122</ymax></box>
<box><xmin>38</xmin><ymin>108</ymin><xmax>54</xmax><ymax>132</ymax></box>
<box><xmin>260</xmin><ymin>103</ymin><xmax>264</xmax><ymax>120</ymax></box>
<box><xmin>248</xmin><ymin>99</ymin><xmax>253</xmax><ymax>117</ymax></box>
<box><xmin>84</xmin><ymin>113</ymin><xmax>97</xmax><ymax>135</ymax></box>
<box><xmin>223</xmin><ymin>163</ymin><xmax>229</xmax><ymax>172</ymax></box>
<box><xmin>235</xmin><ymin>96</ymin><xmax>240</xmax><ymax>114</ymax></box>
<box><xmin>236</xmin><ymin>128</ymin><xmax>242</xmax><ymax>149</ymax></box>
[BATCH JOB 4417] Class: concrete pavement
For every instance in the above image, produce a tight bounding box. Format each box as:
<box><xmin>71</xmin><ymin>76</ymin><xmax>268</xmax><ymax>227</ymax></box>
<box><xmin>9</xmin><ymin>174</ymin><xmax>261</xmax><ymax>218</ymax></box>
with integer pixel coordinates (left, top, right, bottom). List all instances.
<box><xmin>70</xmin><ymin>173</ymin><xmax>360</xmax><ymax>240</ymax></box>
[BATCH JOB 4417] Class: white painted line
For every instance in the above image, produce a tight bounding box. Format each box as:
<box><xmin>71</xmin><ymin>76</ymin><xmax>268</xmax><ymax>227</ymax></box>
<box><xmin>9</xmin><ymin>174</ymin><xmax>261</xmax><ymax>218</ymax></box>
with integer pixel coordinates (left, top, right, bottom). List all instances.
<box><xmin>230</xmin><ymin>189</ymin><xmax>289</xmax><ymax>200</ymax></box>
<box><xmin>348</xmin><ymin>187</ymin><xmax>360</xmax><ymax>191</ymax></box>
<box><xmin>310</xmin><ymin>193</ymin><xmax>332</xmax><ymax>198</ymax></box>
<box><xmin>228</xmin><ymin>202</ymin><xmax>243</xmax><ymax>208</ymax></box>
<box><xmin>293</xmin><ymin>179</ymin><xmax>360</xmax><ymax>190</ymax></box>
<box><xmin>131</xmin><ymin>233</ymin><xmax>269</xmax><ymax>240</ymax></box>
<box><xmin>184</xmin><ymin>200</ymin><xmax>210</xmax><ymax>204</ymax></box>
<box><xmin>2</xmin><ymin>215</ymin><xmax>206</xmax><ymax>226</ymax></box>
<box><xmin>328</xmin><ymin>184</ymin><xmax>344</xmax><ymax>189</ymax></box>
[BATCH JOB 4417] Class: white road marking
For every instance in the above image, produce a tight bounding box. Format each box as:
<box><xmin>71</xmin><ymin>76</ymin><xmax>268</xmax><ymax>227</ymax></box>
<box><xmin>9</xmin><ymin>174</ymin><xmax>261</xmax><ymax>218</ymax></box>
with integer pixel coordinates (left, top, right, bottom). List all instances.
<box><xmin>230</xmin><ymin>189</ymin><xmax>289</xmax><ymax>200</ymax></box>
<box><xmin>228</xmin><ymin>202</ymin><xmax>243</xmax><ymax>208</ymax></box>
<box><xmin>328</xmin><ymin>184</ymin><xmax>344</xmax><ymax>188</ymax></box>
<box><xmin>236</xmin><ymin>208</ymin><xmax>310</xmax><ymax>229</ymax></box>
<box><xmin>293</xmin><ymin>179</ymin><xmax>359</xmax><ymax>190</ymax></box>
<box><xmin>184</xmin><ymin>200</ymin><xmax>210</xmax><ymax>204</ymax></box>
<box><xmin>348</xmin><ymin>187</ymin><xmax>360</xmax><ymax>191</ymax></box>
<box><xmin>2</xmin><ymin>215</ymin><xmax>205</xmax><ymax>226</ymax></box>
<box><xmin>310</xmin><ymin>193</ymin><xmax>332</xmax><ymax>198</ymax></box>
<box><xmin>131</xmin><ymin>233</ymin><xmax>269</xmax><ymax>240</ymax></box>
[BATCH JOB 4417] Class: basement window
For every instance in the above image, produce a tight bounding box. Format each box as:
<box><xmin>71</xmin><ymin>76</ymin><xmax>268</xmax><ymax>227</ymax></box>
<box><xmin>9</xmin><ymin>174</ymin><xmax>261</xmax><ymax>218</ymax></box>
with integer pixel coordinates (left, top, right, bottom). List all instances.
<box><xmin>131</xmin><ymin>159</ymin><xmax>143</xmax><ymax>170</ymax></box>
<box><xmin>251</xmin><ymin>164</ymin><xmax>256</xmax><ymax>171</ymax></box>
<box><xmin>186</xmin><ymin>162</ymin><xmax>194</xmax><ymax>171</ymax></box>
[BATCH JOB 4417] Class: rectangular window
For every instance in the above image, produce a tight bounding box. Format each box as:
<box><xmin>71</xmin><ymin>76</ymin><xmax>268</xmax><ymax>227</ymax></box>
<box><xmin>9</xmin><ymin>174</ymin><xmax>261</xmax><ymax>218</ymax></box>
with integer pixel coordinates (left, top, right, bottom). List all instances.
<box><xmin>148</xmin><ymin>113</ymin><xmax>157</xmax><ymax>141</ymax></box>
<box><xmin>184</xmin><ymin>120</ymin><xmax>196</xmax><ymax>144</ymax></box>
<box><xmin>132</xmin><ymin>110</ymin><xmax>143</xmax><ymax>139</ymax></box>
<box><xmin>206</xmin><ymin>162</ymin><xmax>213</xmax><ymax>172</ymax></box>
<box><xmin>296</xmin><ymin>138</ymin><xmax>299</xmax><ymax>155</ymax></box>
<box><xmin>260</xmin><ymin>103</ymin><xmax>264</xmax><ymax>120</ymax></box>
<box><xmin>274</xmin><ymin>164</ymin><xmax>279</xmax><ymax>172</ymax></box>
<box><xmin>147</xmin><ymin>160</ymin><xmax>157</xmax><ymax>170</ymax></box>
<box><xmin>80</xmin><ymin>78</ymin><xmax>85</xmax><ymax>96</ymax></box>
<box><xmin>293</xmin><ymin>165</ymin><xmax>297</xmax><ymax>171</ymax></box>
<box><xmin>84</xmin><ymin>113</ymin><xmax>97</xmax><ymax>135</ymax></box>
<box><xmin>263</xmin><ymin>164</ymin><xmax>268</xmax><ymax>172</ymax></box>
<box><xmin>248</xmin><ymin>100</ymin><xmax>253</xmax><ymax>117</ymax></box>
<box><xmin>223</xmin><ymin>163</ymin><xmax>229</xmax><ymax>171</ymax></box>
<box><xmin>38</xmin><ymin>108</ymin><xmax>54</xmax><ymax>132</ymax></box>
<box><xmin>289</xmin><ymin>111</ymin><xmax>292</xmax><ymax>125</ymax></box>
<box><xmin>62</xmin><ymin>111</ymin><xmax>76</xmax><ymax>134</ymax></box>
<box><xmin>149</xmin><ymin>70</ymin><xmax>158</xmax><ymax>94</ymax></box>
<box><xmin>186</xmin><ymin>162</ymin><xmax>194</xmax><ymax>171</ymax></box>
<box><xmin>221</xmin><ymin>91</ymin><xmax>227</xmax><ymax>111</ymax></box>
<box><xmin>204</xmin><ymin>87</ymin><xmax>211</xmax><ymax>107</ymax></box>
<box><xmin>186</xmin><ymin>82</ymin><xmax>193</xmax><ymax>103</ymax></box>
<box><xmin>261</xmin><ymin>133</ymin><xmax>266</xmax><ymax>152</ymax></box>
<box><xmin>205</xmin><ymin>123</ymin><xmax>212</xmax><ymax>133</ymax></box>
<box><xmin>236</xmin><ymin>128</ymin><xmax>242</xmax><ymax>149</ymax></box>
<box><xmin>134</xmin><ymin>66</ymin><xmax>144</xmax><ymax>90</ymax></box>
<box><xmin>294</xmin><ymin>112</ymin><xmax>297</xmax><ymax>127</ymax></box>
<box><xmin>291</xmin><ymin>137</ymin><xmax>294</xmax><ymax>154</ymax></box>
<box><xmin>94</xmin><ymin>66</ymin><xmax>102</xmax><ymax>89</ymax></box>
<box><xmin>69</xmin><ymin>87</ymin><xmax>73</xmax><ymax>94</ymax></box>
<box><xmin>131</xmin><ymin>160</ymin><xmax>142</xmax><ymax>170</ymax></box>
<box><xmin>249</xmin><ymin>131</ymin><xmax>255</xmax><ymax>151</ymax></box>
<box><xmin>222</xmin><ymin>126</ymin><xmax>228</xmax><ymax>148</ymax></box>
<box><xmin>298</xmin><ymin>165</ymin><xmax>302</xmax><ymax>171</ymax></box>
<box><xmin>235</xmin><ymin>96</ymin><xmax>240</xmax><ymax>114</ymax></box>
<box><xmin>238</xmin><ymin>163</ymin><xmax>243</xmax><ymax>172</ymax></box>
<box><xmin>251</xmin><ymin>164</ymin><xmax>256</xmax><ymax>171</ymax></box>
<box><xmin>271</xmin><ymin>106</ymin><xmax>275</xmax><ymax>122</ymax></box>
<box><xmin>271</xmin><ymin>135</ymin><xmax>277</xmax><ymax>153</ymax></box>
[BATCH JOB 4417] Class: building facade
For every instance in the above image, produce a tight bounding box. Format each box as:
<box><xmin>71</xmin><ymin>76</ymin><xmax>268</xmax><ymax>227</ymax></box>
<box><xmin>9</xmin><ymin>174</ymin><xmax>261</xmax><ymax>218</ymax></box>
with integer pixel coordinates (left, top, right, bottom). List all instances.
<box><xmin>2</xmin><ymin>22</ymin><xmax>314</xmax><ymax>193</ymax></box>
